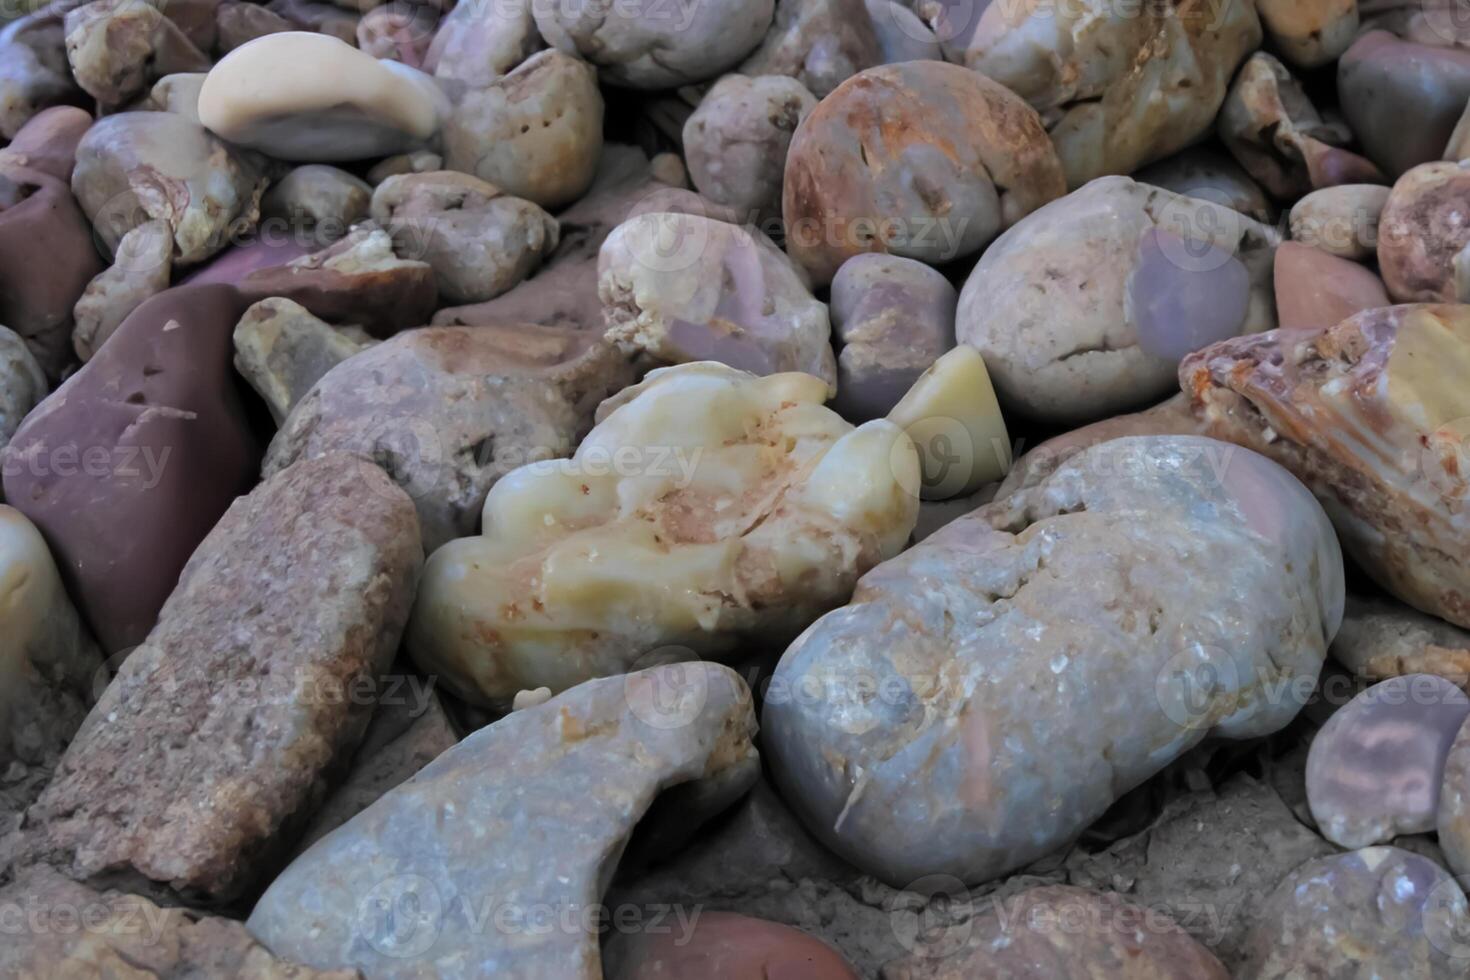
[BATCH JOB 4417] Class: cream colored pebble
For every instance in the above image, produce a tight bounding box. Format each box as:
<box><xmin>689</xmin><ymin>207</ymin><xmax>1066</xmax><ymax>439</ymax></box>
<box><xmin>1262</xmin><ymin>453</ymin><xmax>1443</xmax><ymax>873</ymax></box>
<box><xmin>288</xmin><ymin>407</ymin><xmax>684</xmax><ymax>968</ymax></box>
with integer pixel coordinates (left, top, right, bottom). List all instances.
<box><xmin>888</xmin><ymin>346</ymin><xmax>1011</xmax><ymax>500</ymax></box>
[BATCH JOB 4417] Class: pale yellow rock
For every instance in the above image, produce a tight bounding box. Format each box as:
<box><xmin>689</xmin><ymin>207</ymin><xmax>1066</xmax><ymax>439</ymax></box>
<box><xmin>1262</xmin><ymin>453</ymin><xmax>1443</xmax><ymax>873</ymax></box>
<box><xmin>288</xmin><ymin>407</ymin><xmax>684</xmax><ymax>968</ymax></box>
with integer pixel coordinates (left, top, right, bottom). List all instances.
<box><xmin>406</xmin><ymin>362</ymin><xmax>919</xmax><ymax>708</ymax></box>
<box><xmin>888</xmin><ymin>345</ymin><xmax>1011</xmax><ymax>500</ymax></box>
<box><xmin>197</xmin><ymin>32</ymin><xmax>450</xmax><ymax>162</ymax></box>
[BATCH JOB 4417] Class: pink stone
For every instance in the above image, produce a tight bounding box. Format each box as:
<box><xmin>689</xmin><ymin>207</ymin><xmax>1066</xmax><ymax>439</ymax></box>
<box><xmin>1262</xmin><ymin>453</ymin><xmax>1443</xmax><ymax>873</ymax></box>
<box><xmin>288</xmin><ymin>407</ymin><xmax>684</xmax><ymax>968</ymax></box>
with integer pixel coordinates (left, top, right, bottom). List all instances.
<box><xmin>1274</xmin><ymin>242</ymin><xmax>1389</xmax><ymax>330</ymax></box>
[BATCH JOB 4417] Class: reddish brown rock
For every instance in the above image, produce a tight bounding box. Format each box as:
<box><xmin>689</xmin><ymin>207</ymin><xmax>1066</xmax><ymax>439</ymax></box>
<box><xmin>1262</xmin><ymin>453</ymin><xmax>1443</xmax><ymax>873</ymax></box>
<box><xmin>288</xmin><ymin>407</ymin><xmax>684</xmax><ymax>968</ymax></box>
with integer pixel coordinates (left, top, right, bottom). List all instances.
<box><xmin>0</xmin><ymin>104</ymin><xmax>91</xmax><ymax>182</ymax></box>
<box><xmin>1274</xmin><ymin>241</ymin><xmax>1390</xmax><ymax>331</ymax></box>
<box><xmin>6</xmin><ymin>453</ymin><xmax>421</xmax><ymax>902</ymax></box>
<box><xmin>1378</xmin><ymin>160</ymin><xmax>1470</xmax><ymax>302</ymax></box>
<box><xmin>606</xmin><ymin>912</ymin><xmax>859</xmax><ymax>980</ymax></box>
<box><xmin>1181</xmin><ymin>304</ymin><xmax>1470</xmax><ymax>628</ymax></box>
<box><xmin>63</xmin><ymin>0</ymin><xmax>211</xmax><ymax>109</ymax></box>
<box><xmin>738</xmin><ymin>0</ymin><xmax>879</xmax><ymax>98</ymax></box>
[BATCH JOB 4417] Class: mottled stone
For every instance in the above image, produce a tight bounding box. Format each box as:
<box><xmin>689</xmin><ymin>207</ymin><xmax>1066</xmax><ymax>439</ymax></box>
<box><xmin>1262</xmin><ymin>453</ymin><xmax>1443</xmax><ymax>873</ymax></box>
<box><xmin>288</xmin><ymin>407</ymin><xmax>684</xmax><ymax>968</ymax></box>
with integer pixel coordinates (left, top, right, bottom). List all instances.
<box><xmin>883</xmin><ymin>886</ymin><xmax>1230</xmax><ymax>979</ymax></box>
<box><xmin>606</xmin><ymin>912</ymin><xmax>859</xmax><ymax>980</ymax></box>
<box><xmin>599</xmin><ymin>212</ymin><xmax>836</xmax><ymax>387</ymax></box>
<box><xmin>265</xmin><ymin>323</ymin><xmax>634</xmax><ymax>552</ymax></box>
<box><xmin>737</xmin><ymin>0</ymin><xmax>879</xmax><ymax>98</ymax></box>
<box><xmin>260</xmin><ymin>164</ymin><xmax>372</xmax><ymax>233</ymax></box>
<box><xmin>0</xmin><ymin>7</ymin><xmax>83</xmax><ymax>140</ymax></box>
<box><xmin>1255</xmin><ymin>0</ymin><xmax>1357</xmax><ymax>67</ymax></box>
<box><xmin>683</xmin><ymin>73</ymin><xmax>815</xmax><ymax>223</ymax></box>
<box><xmin>960</xmin><ymin>0</ymin><xmax>1261</xmax><ymax>188</ymax></box>
<box><xmin>1333</xmin><ymin>593</ymin><xmax>1470</xmax><ymax>687</ymax></box>
<box><xmin>957</xmin><ymin>176</ymin><xmax>1278</xmax><ymax>425</ymax></box>
<box><xmin>766</xmin><ymin>436</ymin><xmax>1342</xmax><ymax>886</ymax></box>
<box><xmin>1339</xmin><ymin>31</ymin><xmax>1470</xmax><ymax>179</ymax></box>
<box><xmin>356</xmin><ymin>2</ymin><xmax>438</xmax><ymax>67</ymax></box>
<box><xmin>1135</xmin><ymin>146</ymin><xmax>1273</xmax><ymax>222</ymax></box>
<box><xmin>0</xmin><ymin>325</ymin><xmax>46</xmax><ymax>455</ymax></box>
<box><xmin>426</xmin><ymin>0</ymin><xmax>540</xmax><ymax>87</ymax></box>
<box><xmin>407</xmin><ymin>363</ymin><xmax>919</xmax><ymax>709</ymax></box>
<box><xmin>1219</xmin><ymin>52</ymin><xmax>1383</xmax><ymax>199</ymax></box>
<box><xmin>63</xmin><ymin>0</ymin><xmax>209</xmax><ymax>109</ymax></box>
<box><xmin>1306</xmin><ymin>674</ymin><xmax>1470</xmax><ymax>847</ymax></box>
<box><xmin>1273</xmin><ymin>241</ymin><xmax>1390</xmax><ymax>331</ymax></box>
<box><xmin>371</xmin><ymin>171</ymin><xmax>559</xmax><ymax>305</ymax></box>
<box><xmin>1180</xmin><ymin>304</ymin><xmax>1470</xmax><ymax>628</ymax></box>
<box><xmin>829</xmin><ymin>253</ymin><xmax>955</xmax><ymax>423</ymax></box>
<box><xmin>0</xmin><ymin>867</ymin><xmax>355</xmax><ymax>979</ymax></box>
<box><xmin>248</xmin><ymin>662</ymin><xmax>759</xmax><ymax>978</ymax></box>
<box><xmin>7</xmin><ymin>453</ymin><xmax>422</xmax><ymax>901</ymax></box>
<box><xmin>782</xmin><ymin>60</ymin><xmax>1064</xmax><ymax>285</ymax></box>
<box><xmin>1379</xmin><ymin>160</ymin><xmax>1470</xmax><ymax>302</ymax></box>
<box><xmin>2</xmin><ymin>284</ymin><xmax>258</xmax><ymax>654</ymax></box>
<box><xmin>1289</xmin><ymin>184</ymin><xmax>1391</xmax><ymax>261</ymax></box>
<box><xmin>71</xmin><ymin>218</ymin><xmax>172</xmax><ymax>361</ymax></box>
<box><xmin>1237</xmin><ymin>847</ymin><xmax>1470</xmax><ymax>979</ymax></box>
<box><xmin>0</xmin><ymin>104</ymin><xmax>91</xmax><ymax>183</ymax></box>
<box><xmin>232</xmin><ymin>297</ymin><xmax>372</xmax><ymax>424</ymax></box>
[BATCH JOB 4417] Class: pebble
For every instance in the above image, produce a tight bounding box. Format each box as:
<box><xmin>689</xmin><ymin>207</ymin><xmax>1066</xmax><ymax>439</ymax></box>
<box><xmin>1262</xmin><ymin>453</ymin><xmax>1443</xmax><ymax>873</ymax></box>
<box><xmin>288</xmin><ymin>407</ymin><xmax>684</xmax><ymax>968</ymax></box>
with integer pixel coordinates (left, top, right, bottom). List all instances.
<box><xmin>1289</xmin><ymin>183</ymin><xmax>1391</xmax><ymax>260</ymax></box>
<box><xmin>1340</xmin><ymin>31</ymin><xmax>1470</xmax><ymax>179</ymax></box>
<box><xmin>1379</xmin><ymin>160</ymin><xmax>1470</xmax><ymax>302</ymax></box>
<box><xmin>1273</xmin><ymin>240</ymin><xmax>1389</xmax><ymax>331</ymax></box>
<box><xmin>232</xmin><ymin>296</ymin><xmax>372</xmax><ymax>424</ymax></box>
<box><xmin>606</xmin><ymin>911</ymin><xmax>859</xmax><ymax>980</ymax></box>
<box><xmin>737</xmin><ymin>0</ymin><xmax>879</xmax><ymax>98</ymax></box>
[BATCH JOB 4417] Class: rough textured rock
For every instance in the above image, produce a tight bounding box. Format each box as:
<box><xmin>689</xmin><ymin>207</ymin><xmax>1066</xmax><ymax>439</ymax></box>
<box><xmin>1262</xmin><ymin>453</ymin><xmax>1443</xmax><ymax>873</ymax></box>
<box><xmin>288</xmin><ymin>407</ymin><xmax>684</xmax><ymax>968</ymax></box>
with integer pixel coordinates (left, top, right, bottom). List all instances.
<box><xmin>1289</xmin><ymin>184</ymin><xmax>1391</xmax><ymax>261</ymax></box>
<box><xmin>0</xmin><ymin>325</ymin><xmax>47</xmax><ymax>454</ymax></box>
<box><xmin>247</xmin><ymin>662</ymin><xmax>759</xmax><ymax>978</ymax></box>
<box><xmin>232</xmin><ymin>297</ymin><xmax>372</xmax><ymax>424</ymax></box>
<box><xmin>737</xmin><ymin>0</ymin><xmax>879</xmax><ymax>98</ymax></box>
<box><xmin>0</xmin><ymin>103</ymin><xmax>91</xmax><ymax>182</ymax></box>
<box><xmin>683</xmin><ymin>73</ymin><xmax>815</xmax><ymax>223</ymax></box>
<box><xmin>442</xmin><ymin>49</ymin><xmax>603</xmax><ymax>211</ymax></box>
<box><xmin>782</xmin><ymin>60</ymin><xmax>1065</xmax><ymax>286</ymax></box>
<box><xmin>1</xmin><ymin>284</ymin><xmax>259</xmax><ymax>655</ymax></box>
<box><xmin>1218</xmin><ymin>52</ymin><xmax>1383</xmax><ymax>199</ymax></box>
<box><xmin>957</xmin><ymin>176</ymin><xmax>1279</xmax><ymax>425</ymax></box>
<box><xmin>1440</xmin><ymin>716</ymin><xmax>1470</xmax><ymax>877</ymax></box>
<box><xmin>1273</xmin><ymin>241</ymin><xmax>1390</xmax><ymax>331</ymax></box>
<box><xmin>6</xmin><ymin>453</ymin><xmax>422</xmax><ymax>902</ymax></box>
<box><xmin>371</xmin><ymin>171</ymin><xmax>559</xmax><ymax>305</ymax></box>
<box><xmin>63</xmin><ymin>0</ymin><xmax>210</xmax><ymax>110</ymax></box>
<box><xmin>1332</xmin><ymin>593</ymin><xmax>1470</xmax><ymax>687</ymax></box>
<box><xmin>534</xmin><ymin>0</ymin><xmax>772</xmax><ymax>89</ymax></box>
<box><xmin>959</xmin><ymin>0</ymin><xmax>1261</xmax><ymax>187</ymax></box>
<box><xmin>598</xmin><ymin>211</ymin><xmax>836</xmax><ymax>387</ymax></box>
<box><xmin>197</xmin><ymin>31</ymin><xmax>449</xmax><ymax>161</ymax></box>
<box><xmin>1307</xmin><ymin>674</ymin><xmax>1470</xmax><ymax>847</ymax></box>
<box><xmin>883</xmin><ymin>885</ymin><xmax>1230</xmax><ymax>979</ymax></box>
<box><xmin>407</xmin><ymin>362</ymin><xmax>920</xmax><ymax>709</ymax></box>
<box><xmin>1255</xmin><ymin>0</ymin><xmax>1356</xmax><ymax>68</ymax></box>
<box><xmin>829</xmin><ymin>253</ymin><xmax>954</xmax><ymax>423</ymax></box>
<box><xmin>765</xmin><ymin>436</ymin><xmax>1343</xmax><ymax>887</ymax></box>
<box><xmin>1237</xmin><ymin>847</ymin><xmax>1470</xmax><ymax>979</ymax></box>
<box><xmin>1379</xmin><ymin>160</ymin><xmax>1470</xmax><ymax>302</ymax></box>
<box><xmin>71</xmin><ymin>111</ymin><xmax>265</xmax><ymax>266</ymax></box>
<box><xmin>71</xmin><ymin>217</ymin><xmax>172</xmax><ymax>361</ymax></box>
<box><xmin>265</xmin><ymin>323</ymin><xmax>634</xmax><ymax>553</ymax></box>
<box><xmin>606</xmin><ymin>912</ymin><xmax>859</xmax><ymax>979</ymax></box>
<box><xmin>0</xmin><ymin>867</ymin><xmax>356</xmax><ymax>979</ymax></box>
<box><xmin>1180</xmin><ymin>304</ymin><xmax>1470</xmax><ymax>628</ymax></box>
<box><xmin>1339</xmin><ymin>31</ymin><xmax>1470</xmax><ymax>179</ymax></box>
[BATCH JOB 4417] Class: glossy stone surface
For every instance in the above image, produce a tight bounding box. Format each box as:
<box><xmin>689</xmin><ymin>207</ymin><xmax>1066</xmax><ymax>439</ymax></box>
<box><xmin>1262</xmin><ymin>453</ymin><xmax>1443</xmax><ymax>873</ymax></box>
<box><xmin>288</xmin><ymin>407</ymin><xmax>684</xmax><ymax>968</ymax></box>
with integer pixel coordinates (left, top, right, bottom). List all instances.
<box><xmin>1339</xmin><ymin>31</ymin><xmax>1470</xmax><ymax>179</ymax></box>
<box><xmin>1306</xmin><ymin>674</ymin><xmax>1470</xmax><ymax>847</ymax></box>
<box><xmin>1130</xmin><ymin>227</ymin><xmax>1251</xmax><ymax>363</ymax></box>
<box><xmin>887</xmin><ymin>346</ymin><xmax>1009</xmax><ymax>499</ymax></box>
<box><xmin>1273</xmin><ymin>241</ymin><xmax>1390</xmax><ymax>331</ymax></box>
<box><xmin>765</xmin><ymin>436</ymin><xmax>1342</xmax><ymax>886</ymax></box>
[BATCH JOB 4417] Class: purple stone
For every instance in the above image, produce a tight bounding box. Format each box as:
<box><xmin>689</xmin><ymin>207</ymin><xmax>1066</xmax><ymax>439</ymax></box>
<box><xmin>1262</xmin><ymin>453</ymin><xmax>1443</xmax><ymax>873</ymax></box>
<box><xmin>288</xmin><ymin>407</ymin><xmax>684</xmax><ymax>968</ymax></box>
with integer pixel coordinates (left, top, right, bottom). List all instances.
<box><xmin>1130</xmin><ymin>227</ymin><xmax>1250</xmax><ymax>363</ymax></box>
<box><xmin>1307</xmin><ymin>673</ymin><xmax>1470</xmax><ymax>848</ymax></box>
<box><xmin>182</xmin><ymin>235</ymin><xmax>315</xmax><ymax>286</ymax></box>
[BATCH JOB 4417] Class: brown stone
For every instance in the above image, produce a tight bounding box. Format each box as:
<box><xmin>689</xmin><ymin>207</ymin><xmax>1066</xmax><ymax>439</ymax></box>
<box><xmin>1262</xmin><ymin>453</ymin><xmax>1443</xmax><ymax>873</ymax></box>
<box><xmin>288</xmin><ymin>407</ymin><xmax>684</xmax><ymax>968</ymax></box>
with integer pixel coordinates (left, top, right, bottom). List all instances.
<box><xmin>1333</xmin><ymin>593</ymin><xmax>1470</xmax><ymax>688</ymax></box>
<box><xmin>606</xmin><ymin>912</ymin><xmax>859</xmax><ymax>979</ymax></box>
<box><xmin>1273</xmin><ymin>241</ymin><xmax>1390</xmax><ymax>331</ymax></box>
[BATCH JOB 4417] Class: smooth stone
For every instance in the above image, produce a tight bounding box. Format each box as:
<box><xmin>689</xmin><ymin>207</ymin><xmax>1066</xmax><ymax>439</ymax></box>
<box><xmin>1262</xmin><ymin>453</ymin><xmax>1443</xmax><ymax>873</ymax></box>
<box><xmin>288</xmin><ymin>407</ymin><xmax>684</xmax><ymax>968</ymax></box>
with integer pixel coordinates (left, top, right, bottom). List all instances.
<box><xmin>260</xmin><ymin>164</ymin><xmax>371</xmax><ymax>233</ymax></box>
<box><xmin>1340</xmin><ymin>31</ymin><xmax>1470</xmax><ymax>179</ymax></box>
<box><xmin>6</xmin><ymin>453</ymin><xmax>422</xmax><ymax>901</ymax></box>
<box><xmin>426</xmin><ymin>0</ymin><xmax>540</xmax><ymax>88</ymax></box>
<box><xmin>63</xmin><ymin>0</ymin><xmax>209</xmax><ymax>109</ymax></box>
<box><xmin>356</xmin><ymin>2</ymin><xmax>438</xmax><ymax>68</ymax></box>
<box><xmin>1273</xmin><ymin>241</ymin><xmax>1390</xmax><ymax>331</ymax></box>
<box><xmin>247</xmin><ymin>663</ymin><xmax>760</xmax><ymax>978</ymax></box>
<box><xmin>887</xmin><ymin>346</ymin><xmax>1009</xmax><ymax>499</ymax></box>
<box><xmin>598</xmin><ymin>212</ymin><xmax>836</xmax><ymax>387</ymax></box>
<box><xmin>737</xmin><ymin>0</ymin><xmax>880</xmax><ymax>98</ymax></box>
<box><xmin>1237</xmin><ymin>847</ymin><xmax>1470</xmax><ymax>979</ymax></box>
<box><xmin>214</xmin><ymin>0</ymin><xmax>295</xmax><ymax>52</ymax></box>
<box><xmin>863</xmin><ymin>0</ymin><xmax>941</xmax><ymax>64</ymax></box>
<box><xmin>1130</xmin><ymin>227</ymin><xmax>1251</xmax><ymax>363</ymax></box>
<box><xmin>606</xmin><ymin>912</ymin><xmax>859</xmax><ymax>980</ymax></box>
<box><xmin>198</xmin><ymin>32</ymin><xmax>450</xmax><ymax>161</ymax></box>
<box><xmin>829</xmin><ymin>252</ymin><xmax>956</xmax><ymax>423</ymax></box>
<box><xmin>1</xmin><ymin>285</ymin><xmax>259</xmax><ymax>654</ymax></box>
<box><xmin>1306</xmin><ymin>674</ymin><xmax>1470</xmax><ymax>847</ymax></box>
<box><xmin>764</xmin><ymin>436</ymin><xmax>1343</xmax><ymax>886</ymax></box>
<box><xmin>264</xmin><ymin>323</ymin><xmax>635</xmax><ymax>552</ymax></box>
<box><xmin>182</xmin><ymin>234</ymin><xmax>317</xmax><ymax>287</ymax></box>
<box><xmin>0</xmin><ymin>105</ymin><xmax>92</xmax><ymax>183</ymax></box>
<box><xmin>1289</xmin><ymin>184</ymin><xmax>1392</xmax><ymax>261</ymax></box>
<box><xmin>1379</xmin><ymin>160</ymin><xmax>1470</xmax><ymax>302</ymax></box>
<box><xmin>1440</xmin><ymin>716</ymin><xmax>1470</xmax><ymax>876</ymax></box>
<box><xmin>0</xmin><ymin>326</ymin><xmax>46</xmax><ymax>455</ymax></box>
<box><xmin>232</xmin><ymin>297</ymin><xmax>372</xmax><ymax>424</ymax></box>
<box><xmin>1135</xmin><ymin>145</ymin><xmax>1273</xmax><ymax>222</ymax></box>
<box><xmin>71</xmin><ymin>218</ymin><xmax>173</xmax><ymax>362</ymax></box>
<box><xmin>141</xmin><ymin>71</ymin><xmax>204</xmax><ymax>122</ymax></box>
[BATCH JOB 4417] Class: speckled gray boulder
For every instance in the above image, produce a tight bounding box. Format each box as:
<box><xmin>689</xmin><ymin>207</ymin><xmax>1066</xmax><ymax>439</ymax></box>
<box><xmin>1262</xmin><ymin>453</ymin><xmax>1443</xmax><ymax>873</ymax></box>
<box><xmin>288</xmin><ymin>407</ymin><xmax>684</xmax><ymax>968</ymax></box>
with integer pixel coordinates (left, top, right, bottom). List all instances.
<box><xmin>1238</xmin><ymin>847</ymin><xmax>1470</xmax><ymax>979</ymax></box>
<box><xmin>247</xmin><ymin>662</ymin><xmax>760</xmax><ymax>978</ymax></box>
<box><xmin>765</xmin><ymin>435</ymin><xmax>1343</xmax><ymax>886</ymax></box>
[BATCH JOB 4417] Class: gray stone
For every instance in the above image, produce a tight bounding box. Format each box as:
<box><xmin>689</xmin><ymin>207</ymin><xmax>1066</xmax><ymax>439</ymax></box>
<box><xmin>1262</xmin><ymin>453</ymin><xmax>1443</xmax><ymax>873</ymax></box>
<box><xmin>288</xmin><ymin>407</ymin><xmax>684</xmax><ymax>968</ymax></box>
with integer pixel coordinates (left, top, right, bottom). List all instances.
<box><xmin>71</xmin><ymin>218</ymin><xmax>172</xmax><ymax>362</ymax></box>
<box><xmin>233</xmin><ymin>297</ymin><xmax>373</xmax><ymax>425</ymax></box>
<box><xmin>0</xmin><ymin>324</ymin><xmax>46</xmax><ymax>455</ymax></box>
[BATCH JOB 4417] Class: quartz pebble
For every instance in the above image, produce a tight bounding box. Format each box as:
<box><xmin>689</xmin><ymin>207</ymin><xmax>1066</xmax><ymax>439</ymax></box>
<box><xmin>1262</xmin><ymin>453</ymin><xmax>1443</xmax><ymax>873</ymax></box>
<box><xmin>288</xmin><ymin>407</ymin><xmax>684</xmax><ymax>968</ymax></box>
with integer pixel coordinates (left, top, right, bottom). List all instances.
<box><xmin>887</xmin><ymin>345</ymin><xmax>1009</xmax><ymax>500</ymax></box>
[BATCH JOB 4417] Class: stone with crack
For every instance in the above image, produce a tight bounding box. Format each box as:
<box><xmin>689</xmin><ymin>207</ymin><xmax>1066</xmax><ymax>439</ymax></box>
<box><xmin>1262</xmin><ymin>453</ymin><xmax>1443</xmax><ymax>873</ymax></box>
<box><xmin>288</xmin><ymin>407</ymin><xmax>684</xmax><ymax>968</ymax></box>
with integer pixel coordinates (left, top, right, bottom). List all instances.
<box><xmin>534</xmin><ymin>0</ymin><xmax>772</xmax><ymax>89</ymax></box>
<box><xmin>63</xmin><ymin>0</ymin><xmax>210</xmax><ymax>110</ymax></box>
<box><xmin>1180</xmin><ymin>304</ymin><xmax>1470</xmax><ymax>628</ymax></box>
<box><xmin>264</xmin><ymin>323</ymin><xmax>635</xmax><ymax>553</ymax></box>
<box><xmin>882</xmin><ymin>885</ymin><xmax>1230</xmax><ymax>979</ymax></box>
<box><xmin>406</xmin><ymin>362</ymin><xmax>920</xmax><ymax>709</ymax></box>
<box><xmin>737</xmin><ymin>0</ymin><xmax>879</xmax><ymax>98</ymax></box>
<box><xmin>198</xmin><ymin>32</ymin><xmax>450</xmax><ymax>161</ymax></box>
<box><xmin>232</xmin><ymin>297</ymin><xmax>373</xmax><ymax>424</ymax></box>
<box><xmin>957</xmin><ymin>0</ymin><xmax>1261</xmax><ymax>188</ymax></box>
<box><xmin>605</xmin><ymin>911</ymin><xmax>859</xmax><ymax>979</ymax></box>
<box><xmin>764</xmin><ymin>435</ymin><xmax>1343</xmax><ymax>887</ymax></box>
<box><xmin>371</xmin><ymin>171</ymin><xmax>559</xmax><ymax>305</ymax></box>
<box><xmin>599</xmin><ymin>211</ymin><xmax>835</xmax><ymax>387</ymax></box>
<box><xmin>682</xmin><ymin>73</ymin><xmax>815</xmax><ymax>224</ymax></box>
<box><xmin>1379</xmin><ymin>160</ymin><xmax>1470</xmax><ymax>302</ymax></box>
<box><xmin>1</xmin><ymin>284</ymin><xmax>259</xmax><ymax>655</ymax></box>
<box><xmin>0</xmin><ymin>326</ymin><xmax>47</xmax><ymax>457</ymax></box>
<box><xmin>247</xmin><ymin>662</ymin><xmax>759</xmax><ymax>978</ymax></box>
<box><xmin>1307</xmin><ymin>674</ymin><xmax>1470</xmax><ymax>847</ymax></box>
<box><xmin>1332</xmin><ymin>593</ymin><xmax>1470</xmax><ymax>688</ymax></box>
<box><xmin>782</xmin><ymin>60</ymin><xmax>1065</xmax><ymax>286</ymax></box>
<box><xmin>442</xmin><ymin>49</ymin><xmax>603</xmax><ymax>211</ymax></box>
<box><xmin>5</xmin><ymin>453</ymin><xmax>422</xmax><ymax>902</ymax></box>
<box><xmin>957</xmin><ymin>177</ymin><xmax>1278</xmax><ymax>426</ymax></box>
<box><xmin>71</xmin><ymin>111</ymin><xmax>266</xmax><ymax>267</ymax></box>
<box><xmin>1340</xmin><ymin>31</ymin><xmax>1470</xmax><ymax>180</ymax></box>
<box><xmin>71</xmin><ymin>218</ymin><xmax>173</xmax><ymax>362</ymax></box>
<box><xmin>1237</xmin><ymin>847</ymin><xmax>1470</xmax><ymax>979</ymax></box>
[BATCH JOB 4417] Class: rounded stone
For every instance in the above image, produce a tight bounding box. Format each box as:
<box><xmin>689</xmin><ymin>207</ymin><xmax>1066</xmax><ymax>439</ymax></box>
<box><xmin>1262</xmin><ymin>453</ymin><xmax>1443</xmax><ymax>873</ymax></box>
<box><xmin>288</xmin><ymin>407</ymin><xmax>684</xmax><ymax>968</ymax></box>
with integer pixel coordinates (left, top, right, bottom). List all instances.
<box><xmin>1130</xmin><ymin>227</ymin><xmax>1250</xmax><ymax>363</ymax></box>
<box><xmin>1289</xmin><ymin>184</ymin><xmax>1392</xmax><ymax>261</ymax></box>
<box><xmin>605</xmin><ymin>912</ymin><xmax>859</xmax><ymax>980</ymax></box>
<box><xmin>1378</xmin><ymin>160</ymin><xmax>1470</xmax><ymax>302</ymax></box>
<box><xmin>1273</xmin><ymin>241</ymin><xmax>1389</xmax><ymax>332</ymax></box>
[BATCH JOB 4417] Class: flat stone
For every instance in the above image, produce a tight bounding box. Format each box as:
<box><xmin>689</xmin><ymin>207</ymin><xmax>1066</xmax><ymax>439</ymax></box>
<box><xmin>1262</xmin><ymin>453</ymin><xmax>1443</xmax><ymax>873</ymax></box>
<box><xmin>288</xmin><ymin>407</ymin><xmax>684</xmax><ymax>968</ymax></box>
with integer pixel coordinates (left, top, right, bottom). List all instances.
<box><xmin>1333</xmin><ymin>593</ymin><xmax>1470</xmax><ymax>688</ymax></box>
<box><xmin>6</xmin><ymin>453</ymin><xmax>422</xmax><ymax>901</ymax></box>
